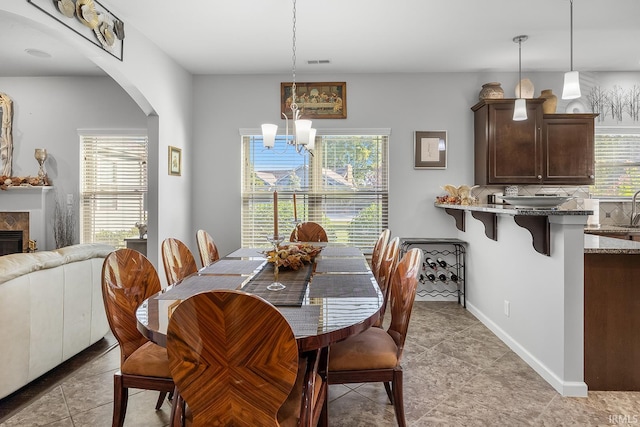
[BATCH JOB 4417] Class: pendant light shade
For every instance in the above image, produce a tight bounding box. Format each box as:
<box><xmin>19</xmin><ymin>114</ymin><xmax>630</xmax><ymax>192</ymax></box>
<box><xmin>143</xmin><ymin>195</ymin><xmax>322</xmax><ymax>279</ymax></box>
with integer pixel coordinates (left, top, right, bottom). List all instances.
<box><xmin>513</xmin><ymin>98</ymin><xmax>528</xmax><ymax>121</ymax></box>
<box><xmin>562</xmin><ymin>0</ymin><xmax>581</xmax><ymax>99</ymax></box>
<box><xmin>513</xmin><ymin>35</ymin><xmax>528</xmax><ymax>122</ymax></box>
<box><xmin>261</xmin><ymin>124</ymin><xmax>277</xmax><ymax>148</ymax></box>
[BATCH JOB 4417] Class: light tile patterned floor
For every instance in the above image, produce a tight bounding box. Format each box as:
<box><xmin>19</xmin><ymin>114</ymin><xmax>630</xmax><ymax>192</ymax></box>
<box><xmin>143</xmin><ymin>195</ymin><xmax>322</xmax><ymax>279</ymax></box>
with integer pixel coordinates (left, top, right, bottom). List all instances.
<box><xmin>1</xmin><ymin>301</ymin><xmax>639</xmax><ymax>426</ymax></box>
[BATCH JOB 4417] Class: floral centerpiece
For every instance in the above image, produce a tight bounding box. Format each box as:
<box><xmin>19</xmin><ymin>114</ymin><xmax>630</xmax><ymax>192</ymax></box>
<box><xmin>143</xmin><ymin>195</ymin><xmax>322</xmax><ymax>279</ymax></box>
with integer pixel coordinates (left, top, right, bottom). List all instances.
<box><xmin>263</xmin><ymin>243</ymin><xmax>322</xmax><ymax>270</ymax></box>
<box><xmin>435</xmin><ymin>184</ymin><xmax>478</xmax><ymax>206</ymax></box>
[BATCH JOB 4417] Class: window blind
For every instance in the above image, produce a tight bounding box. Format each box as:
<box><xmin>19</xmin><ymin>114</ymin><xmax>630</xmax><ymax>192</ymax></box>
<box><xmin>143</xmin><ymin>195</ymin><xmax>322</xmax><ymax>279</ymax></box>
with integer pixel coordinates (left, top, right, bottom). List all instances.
<box><xmin>80</xmin><ymin>133</ymin><xmax>148</xmax><ymax>248</ymax></box>
<box><xmin>591</xmin><ymin>127</ymin><xmax>640</xmax><ymax>197</ymax></box>
<box><xmin>241</xmin><ymin>133</ymin><xmax>389</xmax><ymax>251</ymax></box>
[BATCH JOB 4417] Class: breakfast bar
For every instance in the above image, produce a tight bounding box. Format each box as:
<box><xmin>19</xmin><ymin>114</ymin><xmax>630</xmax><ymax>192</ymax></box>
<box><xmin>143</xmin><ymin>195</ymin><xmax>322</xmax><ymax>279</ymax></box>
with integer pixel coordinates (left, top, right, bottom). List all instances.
<box><xmin>435</xmin><ymin>202</ymin><xmax>591</xmax><ymax>396</ymax></box>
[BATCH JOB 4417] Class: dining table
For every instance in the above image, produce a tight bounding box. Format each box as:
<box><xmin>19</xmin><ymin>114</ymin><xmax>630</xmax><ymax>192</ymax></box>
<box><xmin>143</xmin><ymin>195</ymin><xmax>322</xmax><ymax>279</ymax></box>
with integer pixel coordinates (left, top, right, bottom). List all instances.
<box><xmin>136</xmin><ymin>242</ymin><xmax>384</xmax><ymax>353</ymax></box>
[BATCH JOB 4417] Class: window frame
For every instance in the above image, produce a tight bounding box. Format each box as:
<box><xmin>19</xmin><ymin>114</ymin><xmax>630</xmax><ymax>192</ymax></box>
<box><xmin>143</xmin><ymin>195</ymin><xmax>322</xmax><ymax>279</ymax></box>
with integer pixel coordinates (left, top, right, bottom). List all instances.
<box><xmin>591</xmin><ymin>126</ymin><xmax>640</xmax><ymax>199</ymax></box>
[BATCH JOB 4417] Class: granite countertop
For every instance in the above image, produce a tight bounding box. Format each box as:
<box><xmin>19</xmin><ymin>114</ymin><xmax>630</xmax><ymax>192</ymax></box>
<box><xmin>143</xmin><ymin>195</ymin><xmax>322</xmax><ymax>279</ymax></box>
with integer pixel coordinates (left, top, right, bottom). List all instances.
<box><xmin>584</xmin><ymin>234</ymin><xmax>640</xmax><ymax>254</ymax></box>
<box><xmin>584</xmin><ymin>224</ymin><xmax>640</xmax><ymax>234</ymax></box>
<box><xmin>434</xmin><ymin>202</ymin><xmax>593</xmax><ymax>216</ymax></box>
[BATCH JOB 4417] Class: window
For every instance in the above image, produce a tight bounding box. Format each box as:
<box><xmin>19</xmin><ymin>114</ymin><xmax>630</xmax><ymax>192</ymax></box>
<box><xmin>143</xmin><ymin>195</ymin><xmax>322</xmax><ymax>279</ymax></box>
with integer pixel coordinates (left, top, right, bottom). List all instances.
<box><xmin>592</xmin><ymin>127</ymin><xmax>640</xmax><ymax>197</ymax></box>
<box><xmin>80</xmin><ymin>131</ymin><xmax>148</xmax><ymax>248</ymax></box>
<box><xmin>241</xmin><ymin>131</ymin><xmax>389</xmax><ymax>251</ymax></box>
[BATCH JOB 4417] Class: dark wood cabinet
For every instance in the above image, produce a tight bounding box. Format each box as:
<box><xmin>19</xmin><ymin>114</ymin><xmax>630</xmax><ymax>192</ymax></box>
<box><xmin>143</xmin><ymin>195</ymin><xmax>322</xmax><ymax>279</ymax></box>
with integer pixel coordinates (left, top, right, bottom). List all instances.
<box><xmin>473</xmin><ymin>99</ymin><xmax>597</xmax><ymax>185</ymax></box>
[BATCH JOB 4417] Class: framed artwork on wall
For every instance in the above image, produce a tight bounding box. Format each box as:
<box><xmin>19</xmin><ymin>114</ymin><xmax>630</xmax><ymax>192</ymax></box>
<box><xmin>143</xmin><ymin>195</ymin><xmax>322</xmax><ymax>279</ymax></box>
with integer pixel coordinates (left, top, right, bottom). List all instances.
<box><xmin>414</xmin><ymin>131</ymin><xmax>447</xmax><ymax>169</ymax></box>
<box><xmin>280</xmin><ymin>82</ymin><xmax>346</xmax><ymax>119</ymax></box>
<box><xmin>168</xmin><ymin>146</ymin><xmax>182</xmax><ymax>176</ymax></box>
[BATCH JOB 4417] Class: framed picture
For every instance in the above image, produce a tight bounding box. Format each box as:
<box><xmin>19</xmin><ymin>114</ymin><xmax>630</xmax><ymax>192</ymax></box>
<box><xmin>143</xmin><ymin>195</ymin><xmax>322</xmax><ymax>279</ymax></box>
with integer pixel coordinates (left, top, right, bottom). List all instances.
<box><xmin>168</xmin><ymin>146</ymin><xmax>182</xmax><ymax>176</ymax></box>
<box><xmin>280</xmin><ymin>82</ymin><xmax>346</xmax><ymax>119</ymax></box>
<box><xmin>414</xmin><ymin>131</ymin><xmax>447</xmax><ymax>169</ymax></box>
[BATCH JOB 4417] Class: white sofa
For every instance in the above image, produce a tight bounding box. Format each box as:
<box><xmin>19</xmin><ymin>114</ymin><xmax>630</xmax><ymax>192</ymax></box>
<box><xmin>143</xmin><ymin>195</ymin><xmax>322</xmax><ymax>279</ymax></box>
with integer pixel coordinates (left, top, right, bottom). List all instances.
<box><xmin>0</xmin><ymin>243</ymin><xmax>114</xmax><ymax>399</ymax></box>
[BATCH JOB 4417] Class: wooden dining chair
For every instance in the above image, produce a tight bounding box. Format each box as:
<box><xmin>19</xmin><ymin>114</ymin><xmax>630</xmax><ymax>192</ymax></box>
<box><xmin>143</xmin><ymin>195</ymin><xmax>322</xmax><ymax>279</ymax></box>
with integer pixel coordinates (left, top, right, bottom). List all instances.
<box><xmin>195</xmin><ymin>229</ymin><xmax>220</xmax><ymax>268</ymax></box>
<box><xmin>101</xmin><ymin>249</ymin><xmax>175</xmax><ymax>427</ymax></box>
<box><xmin>372</xmin><ymin>236</ymin><xmax>400</xmax><ymax>328</ymax></box>
<box><xmin>371</xmin><ymin>229</ymin><xmax>390</xmax><ymax>284</ymax></box>
<box><xmin>290</xmin><ymin>221</ymin><xmax>328</xmax><ymax>243</ymax></box>
<box><xmin>328</xmin><ymin>248</ymin><xmax>423</xmax><ymax>427</ymax></box>
<box><xmin>166</xmin><ymin>290</ymin><xmax>326</xmax><ymax>427</ymax></box>
<box><xmin>161</xmin><ymin>237</ymin><xmax>198</xmax><ymax>286</ymax></box>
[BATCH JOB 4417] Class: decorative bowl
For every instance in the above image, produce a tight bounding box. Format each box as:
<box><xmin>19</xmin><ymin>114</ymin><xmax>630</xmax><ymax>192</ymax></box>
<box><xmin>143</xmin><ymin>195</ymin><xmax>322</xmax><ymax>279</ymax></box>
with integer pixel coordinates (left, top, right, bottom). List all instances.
<box><xmin>501</xmin><ymin>196</ymin><xmax>573</xmax><ymax>208</ymax></box>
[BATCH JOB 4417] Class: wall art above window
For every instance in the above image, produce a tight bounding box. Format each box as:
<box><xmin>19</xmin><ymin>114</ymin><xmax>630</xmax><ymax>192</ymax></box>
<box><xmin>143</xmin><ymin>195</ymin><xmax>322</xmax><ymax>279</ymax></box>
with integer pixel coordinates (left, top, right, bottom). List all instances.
<box><xmin>28</xmin><ymin>0</ymin><xmax>124</xmax><ymax>61</ymax></box>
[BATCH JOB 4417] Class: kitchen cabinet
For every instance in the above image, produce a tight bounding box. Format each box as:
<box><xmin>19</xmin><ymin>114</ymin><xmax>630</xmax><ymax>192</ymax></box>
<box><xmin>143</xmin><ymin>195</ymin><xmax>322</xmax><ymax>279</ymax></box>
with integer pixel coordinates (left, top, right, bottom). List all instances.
<box><xmin>472</xmin><ymin>99</ymin><xmax>597</xmax><ymax>185</ymax></box>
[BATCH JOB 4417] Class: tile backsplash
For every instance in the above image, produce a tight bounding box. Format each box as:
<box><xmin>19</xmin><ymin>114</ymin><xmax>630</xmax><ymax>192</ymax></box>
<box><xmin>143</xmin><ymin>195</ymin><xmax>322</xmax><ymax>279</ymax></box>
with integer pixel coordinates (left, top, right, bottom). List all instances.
<box><xmin>472</xmin><ymin>185</ymin><xmax>635</xmax><ymax>226</ymax></box>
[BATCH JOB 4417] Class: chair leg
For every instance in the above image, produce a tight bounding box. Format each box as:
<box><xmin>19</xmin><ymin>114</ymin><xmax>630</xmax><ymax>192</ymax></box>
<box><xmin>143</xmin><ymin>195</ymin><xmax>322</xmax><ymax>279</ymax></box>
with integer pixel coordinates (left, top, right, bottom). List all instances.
<box><xmin>383</xmin><ymin>381</ymin><xmax>393</xmax><ymax>404</ymax></box>
<box><xmin>155</xmin><ymin>391</ymin><xmax>167</xmax><ymax>410</ymax></box>
<box><xmin>112</xmin><ymin>374</ymin><xmax>129</xmax><ymax>427</ymax></box>
<box><xmin>391</xmin><ymin>368</ymin><xmax>406</xmax><ymax>427</ymax></box>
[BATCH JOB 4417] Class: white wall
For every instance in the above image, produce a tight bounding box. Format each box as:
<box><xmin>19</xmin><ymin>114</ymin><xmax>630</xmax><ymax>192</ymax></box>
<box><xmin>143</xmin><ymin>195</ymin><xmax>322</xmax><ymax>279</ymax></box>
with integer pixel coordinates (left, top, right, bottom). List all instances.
<box><xmin>191</xmin><ymin>71</ymin><xmax>576</xmax><ymax>255</ymax></box>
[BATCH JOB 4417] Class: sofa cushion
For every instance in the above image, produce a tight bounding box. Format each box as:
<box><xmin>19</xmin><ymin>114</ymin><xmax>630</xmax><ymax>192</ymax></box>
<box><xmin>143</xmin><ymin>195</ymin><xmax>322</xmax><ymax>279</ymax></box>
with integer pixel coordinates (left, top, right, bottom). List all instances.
<box><xmin>55</xmin><ymin>243</ymin><xmax>114</xmax><ymax>264</ymax></box>
<box><xmin>0</xmin><ymin>252</ymin><xmax>64</xmax><ymax>285</ymax></box>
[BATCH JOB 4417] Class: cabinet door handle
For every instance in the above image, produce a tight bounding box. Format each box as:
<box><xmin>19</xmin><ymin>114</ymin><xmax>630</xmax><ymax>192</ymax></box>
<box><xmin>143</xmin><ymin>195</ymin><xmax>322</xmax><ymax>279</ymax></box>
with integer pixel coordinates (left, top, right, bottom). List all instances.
<box><xmin>537</xmin><ymin>175</ymin><xmax>542</xmax><ymax>180</ymax></box>
<box><xmin>589</xmin><ymin>175</ymin><xmax>595</xmax><ymax>179</ymax></box>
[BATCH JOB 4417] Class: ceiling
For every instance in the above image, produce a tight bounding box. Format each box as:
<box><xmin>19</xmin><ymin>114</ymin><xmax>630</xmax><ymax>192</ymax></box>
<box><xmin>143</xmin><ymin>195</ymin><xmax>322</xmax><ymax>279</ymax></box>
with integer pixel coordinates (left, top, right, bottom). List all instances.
<box><xmin>1</xmin><ymin>0</ymin><xmax>640</xmax><ymax>77</ymax></box>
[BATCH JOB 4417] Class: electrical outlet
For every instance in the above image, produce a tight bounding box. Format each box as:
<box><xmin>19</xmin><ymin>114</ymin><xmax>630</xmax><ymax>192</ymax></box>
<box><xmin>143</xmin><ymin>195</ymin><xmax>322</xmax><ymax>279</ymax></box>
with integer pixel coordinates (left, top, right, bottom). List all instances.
<box><xmin>504</xmin><ymin>300</ymin><xmax>510</xmax><ymax>317</ymax></box>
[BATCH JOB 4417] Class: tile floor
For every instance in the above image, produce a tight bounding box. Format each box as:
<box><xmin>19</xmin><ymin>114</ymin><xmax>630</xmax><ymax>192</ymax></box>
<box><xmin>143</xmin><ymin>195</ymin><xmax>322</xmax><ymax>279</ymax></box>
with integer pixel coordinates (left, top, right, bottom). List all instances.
<box><xmin>1</xmin><ymin>301</ymin><xmax>639</xmax><ymax>426</ymax></box>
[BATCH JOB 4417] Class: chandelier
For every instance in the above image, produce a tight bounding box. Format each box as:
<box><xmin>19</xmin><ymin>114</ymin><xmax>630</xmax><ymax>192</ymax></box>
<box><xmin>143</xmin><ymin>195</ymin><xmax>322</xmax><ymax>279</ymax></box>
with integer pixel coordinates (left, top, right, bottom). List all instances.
<box><xmin>261</xmin><ymin>0</ymin><xmax>315</xmax><ymax>153</ymax></box>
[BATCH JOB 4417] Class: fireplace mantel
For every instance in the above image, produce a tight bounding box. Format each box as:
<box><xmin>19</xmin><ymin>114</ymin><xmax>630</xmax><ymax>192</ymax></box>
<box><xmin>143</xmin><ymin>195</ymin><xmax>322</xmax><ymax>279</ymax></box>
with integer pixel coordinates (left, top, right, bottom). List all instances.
<box><xmin>0</xmin><ymin>186</ymin><xmax>55</xmax><ymax>251</ymax></box>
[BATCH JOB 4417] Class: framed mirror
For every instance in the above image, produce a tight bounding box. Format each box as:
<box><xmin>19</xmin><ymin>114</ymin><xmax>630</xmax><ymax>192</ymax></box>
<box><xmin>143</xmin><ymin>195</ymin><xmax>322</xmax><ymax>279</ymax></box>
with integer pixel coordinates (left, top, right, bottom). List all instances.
<box><xmin>0</xmin><ymin>92</ymin><xmax>13</xmax><ymax>176</ymax></box>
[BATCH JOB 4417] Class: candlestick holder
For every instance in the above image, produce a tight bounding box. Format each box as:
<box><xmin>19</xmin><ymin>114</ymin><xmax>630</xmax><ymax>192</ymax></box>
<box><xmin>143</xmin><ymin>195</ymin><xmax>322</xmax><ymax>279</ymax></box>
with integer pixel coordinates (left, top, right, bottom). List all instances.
<box><xmin>266</xmin><ymin>235</ymin><xmax>286</xmax><ymax>291</ymax></box>
<box><xmin>291</xmin><ymin>219</ymin><xmax>302</xmax><ymax>242</ymax></box>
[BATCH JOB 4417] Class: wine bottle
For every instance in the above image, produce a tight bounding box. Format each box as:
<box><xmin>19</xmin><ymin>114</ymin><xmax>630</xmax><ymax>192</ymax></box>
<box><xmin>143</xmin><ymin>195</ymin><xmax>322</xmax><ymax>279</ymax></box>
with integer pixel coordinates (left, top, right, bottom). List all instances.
<box><xmin>437</xmin><ymin>257</ymin><xmax>447</xmax><ymax>268</ymax></box>
<box><xmin>425</xmin><ymin>257</ymin><xmax>437</xmax><ymax>269</ymax></box>
<box><xmin>438</xmin><ymin>271</ymin><xmax>447</xmax><ymax>282</ymax></box>
<box><xmin>448</xmin><ymin>271</ymin><xmax>459</xmax><ymax>282</ymax></box>
<box><xmin>426</xmin><ymin>272</ymin><xmax>436</xmax><ymax>282</ymax></box>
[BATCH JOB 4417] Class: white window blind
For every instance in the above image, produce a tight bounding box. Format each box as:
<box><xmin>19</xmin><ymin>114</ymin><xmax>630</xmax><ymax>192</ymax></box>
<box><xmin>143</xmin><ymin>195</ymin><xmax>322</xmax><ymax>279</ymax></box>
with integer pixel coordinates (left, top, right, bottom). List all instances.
<box><xmin>591</xmin><ymin>127</ymin><xmax>640</xmax><ymax>197</ymax></box>
<box><xmin>80</xmin><ymin>132</ymin><xmax>148</xmax><ymax>248</ymax></box>
<box><xmin>241</xmin><ymin>133</ymin><xmax>389</xmax><ymax>251</ymax></box>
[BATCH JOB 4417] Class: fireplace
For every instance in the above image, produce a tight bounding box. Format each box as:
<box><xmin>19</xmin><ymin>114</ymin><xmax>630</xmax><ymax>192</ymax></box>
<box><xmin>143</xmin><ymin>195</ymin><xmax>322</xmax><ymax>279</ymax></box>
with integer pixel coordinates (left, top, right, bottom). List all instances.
<box><xmin>0</xmin><ymin>231</ymin><xmax>23</xmax><ymax>256</ymax></box>
<box><xmin>0</xmin><ymin>212</ymin><xmax>29</xmax><ymax>253</ymax></box>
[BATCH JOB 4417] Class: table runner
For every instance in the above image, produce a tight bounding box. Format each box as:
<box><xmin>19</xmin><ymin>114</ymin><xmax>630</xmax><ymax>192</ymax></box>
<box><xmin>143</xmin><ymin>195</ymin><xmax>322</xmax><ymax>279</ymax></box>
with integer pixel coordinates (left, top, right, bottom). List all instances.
<box><xmin>241</xmin><ymin>262</ymin><xmax>312</xmax><ymax>307</ymax></box>
<box><xmin>155</xmin><ymin>275</ymin><xmax>249</xmax><ymax>300</ymax></box>
<box><xmin>308</xmin><ymin>273</ymin><xmax>377</xmax><ymax>298</ymax></box>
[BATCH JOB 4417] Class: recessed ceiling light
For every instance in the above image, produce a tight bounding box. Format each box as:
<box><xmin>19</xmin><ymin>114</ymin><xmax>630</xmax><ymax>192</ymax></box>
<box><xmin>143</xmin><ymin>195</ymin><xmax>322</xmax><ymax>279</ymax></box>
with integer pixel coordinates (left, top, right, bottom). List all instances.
<box><xmin>25</xmin><ymin>48</ymin><xmax>52</xmax><ymax>59</ymax></box>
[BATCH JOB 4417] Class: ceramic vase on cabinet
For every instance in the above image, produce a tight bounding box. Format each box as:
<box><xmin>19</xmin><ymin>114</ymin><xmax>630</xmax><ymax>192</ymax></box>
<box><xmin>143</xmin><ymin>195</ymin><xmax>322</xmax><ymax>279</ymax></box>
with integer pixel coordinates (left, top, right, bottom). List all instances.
<box><xmin>539</xmin><ymin>89</ymin><xmax>558</xmax><ymax>114</ymax></box>
<box><xmin>479</xmin><ymin>82</ymin><xmax>504</xmax><ymax>101</ymax></box>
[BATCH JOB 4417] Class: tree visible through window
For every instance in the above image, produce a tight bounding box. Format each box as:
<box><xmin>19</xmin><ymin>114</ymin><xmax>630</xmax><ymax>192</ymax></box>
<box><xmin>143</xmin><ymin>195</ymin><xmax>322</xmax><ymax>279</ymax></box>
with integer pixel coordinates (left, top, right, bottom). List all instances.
<box><xmin>241</xmin><ymin>132</ymin><xmax>389</xmax><ymax>250</ymax></box>
<box><xmin>80</xmin><ymin>132</ymin><xmax>148</xmax><ymax>248</ymax></box>
<box><xmin>591</xmin><ymin>127</ymin><xmax>640</xmax><ymax>197</ymax></box>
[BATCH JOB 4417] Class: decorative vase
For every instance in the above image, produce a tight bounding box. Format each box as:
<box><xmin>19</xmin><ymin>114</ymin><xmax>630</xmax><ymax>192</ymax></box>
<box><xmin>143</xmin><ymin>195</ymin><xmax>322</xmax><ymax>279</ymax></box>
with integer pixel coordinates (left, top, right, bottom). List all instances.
<box><xmin>515</xmin><ymin>78</ymin><xmax>534</xmax><ymax>99</ymax></box>
<box><xmin>479</xmin><ymin>82</ymin><xmax>504</xmax><ymax>101</ymax></box>
<box><xmin>539</xmin><ymin>89</ymin><xmax>558</xmax><ymax>114</ymax></box>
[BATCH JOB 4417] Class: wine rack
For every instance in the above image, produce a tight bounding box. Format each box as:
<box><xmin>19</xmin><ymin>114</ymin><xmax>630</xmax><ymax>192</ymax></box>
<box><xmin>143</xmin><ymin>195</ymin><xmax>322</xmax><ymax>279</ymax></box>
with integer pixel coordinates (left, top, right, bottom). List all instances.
<box><xmin>400</xmin><ymin>238</ymin><xmax>466</xmax><ymax>307</ymax></box>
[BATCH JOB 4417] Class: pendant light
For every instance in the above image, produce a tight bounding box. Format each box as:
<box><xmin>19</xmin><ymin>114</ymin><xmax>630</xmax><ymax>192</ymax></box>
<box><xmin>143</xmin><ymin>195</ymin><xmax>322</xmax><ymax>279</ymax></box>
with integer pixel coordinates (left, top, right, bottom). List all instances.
<box><xmin>261</xmin><ymin>0</ymin><xmax>315</xmax><ymax>154</ymax></box>
<box><xmin>513</xmin><ymin>35</ymin><xmax>528</xmax><ymax>121</ymax></box>
<box><xmin>562</xmin><ymin>0</ymin><xmax>581</xmax><ymax>99</ymax></box>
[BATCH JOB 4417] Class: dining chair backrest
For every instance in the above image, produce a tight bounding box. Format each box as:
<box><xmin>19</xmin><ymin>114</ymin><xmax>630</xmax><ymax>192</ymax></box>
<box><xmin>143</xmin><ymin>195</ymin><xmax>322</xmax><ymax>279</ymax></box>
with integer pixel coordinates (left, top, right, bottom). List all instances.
<box><xmin>387</xmin><ymin>247</ymin><xmax>423</xmax><ymax>362</ymax></box>
<box><xmin>161</xmin><ymin>238</ymin><xmax>198</xmax><ymax>286</ymax></box>
<box><xmin>167</xmin><ymin>290</ymin><xmax>299</xmax><ymax>426</ymax></box>
<box><xmin>195</xmin><ymin>229</ymin><xmax>220</xmax><ymax>268</ymax></box>
<box><xmin>102</xmin><ymin>248</ymin><xmax>162</xmax><ymax>364</ymax></box>
<box><xmin>371</xmin><ymin>229</ymin><xmax>390</xmax><ymax>283</ymax></box>
<box><xmin>373</xmin><ymin>236</ymin><xmax>400</xmax><ymax>327</ymax></box>
<box><xmin>289</xmin><ymin>221</ymin><xmax>328</xmax><ymax>242</ymax></box>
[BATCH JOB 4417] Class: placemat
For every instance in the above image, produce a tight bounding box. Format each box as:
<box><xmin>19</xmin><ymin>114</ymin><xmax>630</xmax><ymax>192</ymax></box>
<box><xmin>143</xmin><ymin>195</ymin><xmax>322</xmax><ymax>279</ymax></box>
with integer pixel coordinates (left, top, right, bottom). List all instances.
<box><xmin>279</xmin><ymin>306</ymin><xmax>321</xmax><ymax>336</ymax></box>
<box><xmin>308</xmin><ymin>273</ymin><xmax>377</xmax><ymax>298</ymax></box>
<box><xmin>225</xmin><ymin>248</ymin><xmax>266</xmax><ymax>258</ymax></box>
<box><xmin>155</xmin><ymin>275</ymin><xmax>248</xmax><ymax>300</ymax></box>
<box><xmin>199</xmin><ymin>259</ymin><xmax>265</xmax><ymax>275</ymax></box>
<box><xmin>241</xmin><ymin>281</ymin><xmax>307</xmax><ymax>307</ymax></box>
<box><xmin>314</xmin><ymin>258</ymin><xmax>370</xmax><ymax>273</ymax></box>
<box><xmin>319</xmin><ymin>246</ymin><xmax>362</xmax><ymax>257</ymax></box>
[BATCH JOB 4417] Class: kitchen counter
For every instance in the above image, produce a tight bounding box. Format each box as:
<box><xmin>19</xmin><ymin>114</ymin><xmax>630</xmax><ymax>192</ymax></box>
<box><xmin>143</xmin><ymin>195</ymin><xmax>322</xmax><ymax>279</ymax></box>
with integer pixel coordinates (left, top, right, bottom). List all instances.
<box><xmin>435</xmin><ymin>202</ymin><xmax>592</xmax><ymax>216</ymax></box>
<box><xmin>584</xmin><ymin>234</ymin><xmax>640</xmax><ymax>254</ymax></box>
